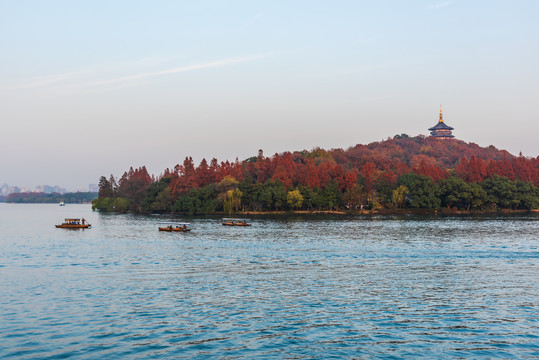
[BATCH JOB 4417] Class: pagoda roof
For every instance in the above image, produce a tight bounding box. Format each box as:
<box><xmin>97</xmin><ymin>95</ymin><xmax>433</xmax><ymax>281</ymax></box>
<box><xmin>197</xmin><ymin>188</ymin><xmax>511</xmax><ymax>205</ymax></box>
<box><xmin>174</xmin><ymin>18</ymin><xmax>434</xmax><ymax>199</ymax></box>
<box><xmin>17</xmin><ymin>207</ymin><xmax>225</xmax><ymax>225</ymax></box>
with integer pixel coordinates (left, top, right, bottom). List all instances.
<box><xmin>429</xmin><ymin>121</ymin><xmax>453</xmax><ymax>131</ymax></box>
<box><xmin>430</xmin><ymin>133</ymin><xmax>454</xmax><ymax>138</ymax></box>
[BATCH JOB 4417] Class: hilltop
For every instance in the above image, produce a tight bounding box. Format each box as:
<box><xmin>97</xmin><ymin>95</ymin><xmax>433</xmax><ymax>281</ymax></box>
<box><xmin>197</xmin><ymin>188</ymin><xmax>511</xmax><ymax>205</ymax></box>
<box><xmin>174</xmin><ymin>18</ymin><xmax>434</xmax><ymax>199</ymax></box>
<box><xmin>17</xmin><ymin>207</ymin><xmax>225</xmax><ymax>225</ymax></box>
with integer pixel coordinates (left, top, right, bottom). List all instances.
<box><xmin>334</xmin><ymin>134</ymin><xmax>514</xmax><ymax>169</ymax></box>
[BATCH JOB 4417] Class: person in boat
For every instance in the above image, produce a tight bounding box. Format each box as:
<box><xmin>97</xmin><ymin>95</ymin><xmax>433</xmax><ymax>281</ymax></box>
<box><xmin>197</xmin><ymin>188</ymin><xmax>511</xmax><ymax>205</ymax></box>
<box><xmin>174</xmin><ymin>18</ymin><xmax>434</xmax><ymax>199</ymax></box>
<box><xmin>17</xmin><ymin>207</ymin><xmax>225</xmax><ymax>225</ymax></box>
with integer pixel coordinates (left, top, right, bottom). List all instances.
<box><xmin>183</xmin><ymin>224</ymin><xmax>187</xmax><ymax>230</ymax></box>
<box><xmin>82</xmin><ymin>218</ymin><xmax>86</xmax><ymax>225</ymax></box>
<box><xmin>243</xmin><ymin>220</ymin><xmax>247</xmax><ymax>225</ymax></box>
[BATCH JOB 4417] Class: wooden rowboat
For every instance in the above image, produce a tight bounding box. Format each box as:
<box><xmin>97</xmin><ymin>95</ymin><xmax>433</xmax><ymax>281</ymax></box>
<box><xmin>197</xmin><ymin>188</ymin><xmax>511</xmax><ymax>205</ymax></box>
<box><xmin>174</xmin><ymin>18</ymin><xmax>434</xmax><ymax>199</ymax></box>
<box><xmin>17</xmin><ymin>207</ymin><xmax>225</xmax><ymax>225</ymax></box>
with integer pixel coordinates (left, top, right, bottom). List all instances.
<box><xmin>55</xmin><ymin>218</ymin><xmax>91</xmax><ymax>229</ymax></box>
<box><xmin>158</xmin><ymin>226</ymin><xmax>191</xmax><ymax>232</ymax></box>
<box><xmin>56</xmin><ymin>224</ymin><xmax>91</xmax><ymax>229</ymax></box>
<box><xmin>222</xmin><ymin>218</ymin><xmax>251</xmax><ymax>226</ymax></box>
<box><xmin>159</xmin><ymin>222</ymin><xmax>191</xmax><ymax>232</ymax></box>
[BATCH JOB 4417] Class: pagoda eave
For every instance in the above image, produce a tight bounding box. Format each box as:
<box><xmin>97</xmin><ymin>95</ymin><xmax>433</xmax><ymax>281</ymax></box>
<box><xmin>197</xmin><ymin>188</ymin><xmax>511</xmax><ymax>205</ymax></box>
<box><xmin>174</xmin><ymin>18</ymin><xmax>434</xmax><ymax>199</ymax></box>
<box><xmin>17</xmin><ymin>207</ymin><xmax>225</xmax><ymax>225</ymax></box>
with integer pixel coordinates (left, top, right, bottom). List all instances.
<box><xmin>430</xmin><ymin>134</ymin><xmax>455</xmax><ymax>139</ymax></box>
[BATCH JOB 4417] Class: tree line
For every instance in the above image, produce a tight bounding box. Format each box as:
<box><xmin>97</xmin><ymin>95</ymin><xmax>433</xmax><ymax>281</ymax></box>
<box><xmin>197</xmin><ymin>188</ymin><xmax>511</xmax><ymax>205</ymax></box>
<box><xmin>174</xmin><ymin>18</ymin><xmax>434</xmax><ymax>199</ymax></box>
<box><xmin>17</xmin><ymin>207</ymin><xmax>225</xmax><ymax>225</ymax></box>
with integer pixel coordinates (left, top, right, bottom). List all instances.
<box><xmin>92</xmin><ymin>135</ymin><xmax>539</xmax><ymax>214</ymax></box>
<box><xmin>5</xmin><ymin>192</ymin><xmax>97</xmax><ymax>204</ymax></box>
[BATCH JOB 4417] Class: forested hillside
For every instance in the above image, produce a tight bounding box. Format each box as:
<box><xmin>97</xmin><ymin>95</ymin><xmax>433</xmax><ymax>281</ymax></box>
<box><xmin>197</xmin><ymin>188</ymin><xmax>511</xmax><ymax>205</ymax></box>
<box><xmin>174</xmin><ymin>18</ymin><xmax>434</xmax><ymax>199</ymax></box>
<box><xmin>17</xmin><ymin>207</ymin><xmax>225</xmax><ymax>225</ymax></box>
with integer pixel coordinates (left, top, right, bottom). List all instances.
<box><xmin>92</xmin><ymin>135</ymin><xmax>539</xmax><ymax>214</ymax></box>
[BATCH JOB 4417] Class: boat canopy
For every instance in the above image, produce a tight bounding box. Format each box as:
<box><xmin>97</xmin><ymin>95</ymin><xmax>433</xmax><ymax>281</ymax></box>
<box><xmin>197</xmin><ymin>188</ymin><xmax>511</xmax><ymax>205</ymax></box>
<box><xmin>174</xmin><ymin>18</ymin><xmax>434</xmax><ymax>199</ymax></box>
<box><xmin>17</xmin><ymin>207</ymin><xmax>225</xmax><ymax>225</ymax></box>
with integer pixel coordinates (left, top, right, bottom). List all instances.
<box><xmin>159</xmin><ymin>222</ymin><xmax>190</xmax><ymax>225</ymax></box>
<box><xmin>64</xmin><ymin>218</ymin><xmax>80</xmax><ymax>221</ymax></box>
<box><xmin>222</xmin><ymin>218</ymin><xmax>250</xmax><ymax>221</ymax></box>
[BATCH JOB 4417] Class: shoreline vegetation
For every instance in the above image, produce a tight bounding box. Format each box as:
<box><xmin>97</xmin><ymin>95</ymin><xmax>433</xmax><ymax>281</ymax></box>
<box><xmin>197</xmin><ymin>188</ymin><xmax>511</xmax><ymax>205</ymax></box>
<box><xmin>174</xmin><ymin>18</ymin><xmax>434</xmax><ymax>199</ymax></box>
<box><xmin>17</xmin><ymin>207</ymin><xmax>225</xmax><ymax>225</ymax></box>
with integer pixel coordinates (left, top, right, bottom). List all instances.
<box><xmin>3</xmin><ymin>192</ymin><xmax>97</xmax><ymax>204</ymax></box>
<box><xmin>237</xmin><ymin>209</ymin><xmax>539</xmax><ymax>215</ymax></box>
<box><xmin>0</xmin><ymin>202</ymin><xmax>536</xmax><ymax>216</ymax></box>
<box><xmin>91</xmin><ymin>135</ymin><xmax>539</xmax><ymax>215</ymax></box>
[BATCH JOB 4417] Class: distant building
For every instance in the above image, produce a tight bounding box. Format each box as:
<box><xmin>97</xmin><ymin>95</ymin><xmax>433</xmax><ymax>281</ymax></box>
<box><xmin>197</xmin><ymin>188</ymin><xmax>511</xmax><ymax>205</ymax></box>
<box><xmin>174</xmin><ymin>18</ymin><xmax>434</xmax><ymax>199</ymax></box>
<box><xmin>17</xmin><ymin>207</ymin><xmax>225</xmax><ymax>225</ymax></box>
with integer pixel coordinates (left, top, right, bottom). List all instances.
<box><xmin>35</xmin><ymin>185</ymin><xmax>54</xmax><ymax>193</ymax></box>
<box><xmin>428</xmin><ymin>106</ymin><xmax>454</xmax><ymax>139</ymax></box>
<box><xmin>34</xmin><ymin>185</ymin><xmax>66</xmax><ymax>194</ymax></box>
<box><xmin>89</xmin><ymin>184</ymin><xmax>98</xmax><ymax>193</ymax></box>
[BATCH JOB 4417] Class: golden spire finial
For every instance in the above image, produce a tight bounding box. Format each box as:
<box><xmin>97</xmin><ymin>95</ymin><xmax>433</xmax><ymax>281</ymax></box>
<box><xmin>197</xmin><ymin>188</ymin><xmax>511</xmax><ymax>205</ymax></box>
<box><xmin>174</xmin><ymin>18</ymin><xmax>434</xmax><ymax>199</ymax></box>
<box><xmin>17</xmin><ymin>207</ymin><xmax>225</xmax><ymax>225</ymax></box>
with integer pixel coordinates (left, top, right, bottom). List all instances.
<box><xmin>439</xmin><ymin>105</ymin><xmax>443</xmax><ymax>122</ymax></box>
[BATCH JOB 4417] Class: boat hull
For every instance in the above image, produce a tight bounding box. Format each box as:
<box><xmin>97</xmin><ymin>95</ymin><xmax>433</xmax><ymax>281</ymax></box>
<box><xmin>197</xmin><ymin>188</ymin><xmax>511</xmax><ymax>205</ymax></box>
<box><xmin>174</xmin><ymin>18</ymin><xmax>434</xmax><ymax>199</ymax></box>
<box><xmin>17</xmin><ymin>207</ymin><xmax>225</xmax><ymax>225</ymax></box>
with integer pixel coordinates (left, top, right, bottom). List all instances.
<box><xmin>222</xmin><ymin>222</ymin><xmax>251</xmax><ymax>226</ymax></box>
<box><xmin>55</xmin><ymin>224</ymin><xmax>91</xmax><ymax>229</ymax></box>
<box><xmin>158</xmin><ymin>227</ymin><xmax>191</xmax><ymax>232</ymax></box>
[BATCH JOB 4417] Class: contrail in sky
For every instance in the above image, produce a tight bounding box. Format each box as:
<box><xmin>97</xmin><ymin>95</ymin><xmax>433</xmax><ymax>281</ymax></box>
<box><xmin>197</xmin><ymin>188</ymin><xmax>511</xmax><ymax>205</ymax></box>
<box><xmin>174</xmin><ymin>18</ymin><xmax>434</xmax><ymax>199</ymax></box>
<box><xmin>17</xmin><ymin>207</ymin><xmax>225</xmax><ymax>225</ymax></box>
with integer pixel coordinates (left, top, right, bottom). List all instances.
<box><xmin>1</xmin><ymin>53</ymin><xmax>275</xmax><ymax>92</ymax></box>
<box><xmin>243</xmin><ymin>12</ymin><xmax>264</xmax><ymax>27</ymax></box>
<box><xmin>87</xmin><ymin>53</ymin><xmax>274</xmax><ymax>87</ymax></box>
<box><xmin>0</xmin><ymin>70</ymin><xmax>90</xmax><ymax>91</ymax></box>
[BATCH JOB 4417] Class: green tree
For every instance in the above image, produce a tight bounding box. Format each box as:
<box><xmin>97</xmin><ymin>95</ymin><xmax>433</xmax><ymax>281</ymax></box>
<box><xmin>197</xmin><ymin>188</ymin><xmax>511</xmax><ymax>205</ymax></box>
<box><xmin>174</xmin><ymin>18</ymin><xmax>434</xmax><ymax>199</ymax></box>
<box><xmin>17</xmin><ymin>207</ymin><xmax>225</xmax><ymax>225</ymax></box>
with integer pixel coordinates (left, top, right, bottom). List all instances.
<box><xmin>141</xmin><ymin>177</ymin><xmax>171</xmax><ymax>213</ymax></box>
<box><xmin>173</xmin><ymin>184</ymin><xmax>218</xmax><ymax>215</ymax></box>
<box><xmin>92</xmin><ymin>197</ymin><xmax>112</xmax><ymax>211</ymax></box>
<box><xmin>239</xmin><ymin>181</ymin><xmax>259</xmax><ymax>211</ymax></box>
<box><xmin>320</xmin><ymin>180</ymin><xmax>341</xmax><ymax>210</ymax></box>
<box><xmin>173</xmin><ymin>189</ymin><xmax>197</xmax><ymax>215</ymax></box>
<box><xmin>195</xmin><ymin>184</ymin><xmax>219</xmax><ymax>214</ymax></box>
<box><xmin>151</xmin><ymin>187</ymin><xmax>173</xmax><ymax>212</ymax></box>
<box><xmin>515</xmin><ymin>180</ymin><xmax>538</xmax><ymax>209</ymax></box>
<box><xmin>468</xmin><ymin>182</ymin><xmax>488</xmax><ymax>209</ymax></box>
<box><xmin>114</xmin><ymin>197</ymin><xmax>131</xmax><ymax>213</ymax></box>
<box><xmin>398</xmin><ymin>173</ymin><xmax>440</xmax><ymax>209</ymax></box>
<box><xmin>91</xmin><ymin>197</ymin><xmax>130</xmax><ymax>213</ymax></box>
<box><xmin>297</xmin><ymin>185</ymin><xmax>321</xmax><ymax>210</ymax></box>
<box><xmin>438</xmin><ymin>176</ymin><xmax>487</xmax><ymax>210</ymax></box>
<box><xmin>375</xmin><ymin>176</ymin><xmax>394</xmax><ymax>207</ymax></box>
<box><xmin>257</xmin><ymin>181</ymin><xmax>287</xmax><ymax>210</ymax></box>
<box><xmin>481</xmin><ymin>175</ymin><xmax>519</xmax><ymax>209</ymax></box>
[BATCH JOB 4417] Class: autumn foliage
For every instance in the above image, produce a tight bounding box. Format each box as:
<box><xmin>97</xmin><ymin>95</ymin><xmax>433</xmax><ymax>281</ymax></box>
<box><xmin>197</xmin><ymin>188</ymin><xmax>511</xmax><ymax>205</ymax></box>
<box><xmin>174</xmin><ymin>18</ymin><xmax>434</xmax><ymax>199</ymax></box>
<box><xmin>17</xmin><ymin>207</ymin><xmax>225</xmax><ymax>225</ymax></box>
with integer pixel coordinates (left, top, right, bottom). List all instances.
<box><xmin>93</xmin><ymin>135</ymin><xmax>539</xmax><ymax>213</ymax></box>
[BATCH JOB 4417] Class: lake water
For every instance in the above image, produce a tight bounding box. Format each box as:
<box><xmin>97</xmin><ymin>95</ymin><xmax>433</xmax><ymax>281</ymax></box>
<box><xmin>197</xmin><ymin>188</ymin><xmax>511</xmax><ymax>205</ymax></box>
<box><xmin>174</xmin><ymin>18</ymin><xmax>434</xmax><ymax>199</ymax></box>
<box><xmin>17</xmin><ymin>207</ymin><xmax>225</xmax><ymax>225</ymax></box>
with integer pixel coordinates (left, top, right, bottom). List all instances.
<box><xmin>0</xmin><ymin>204</ymin><xmax>538</xmax><ymax>359</ymax></box>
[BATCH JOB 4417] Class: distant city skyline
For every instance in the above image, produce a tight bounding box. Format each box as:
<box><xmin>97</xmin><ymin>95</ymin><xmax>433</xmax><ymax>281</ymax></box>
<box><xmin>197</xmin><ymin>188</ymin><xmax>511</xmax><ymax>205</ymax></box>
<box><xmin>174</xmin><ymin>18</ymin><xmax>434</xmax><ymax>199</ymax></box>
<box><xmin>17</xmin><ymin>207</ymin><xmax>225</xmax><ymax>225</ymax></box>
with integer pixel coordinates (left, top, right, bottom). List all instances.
<box><xmin>1</xmin><ymin>1</ymin><xmax>538</xmax><ymax>189</ymax></box>
<box><xmin>0</xmin><ymin>183</ymin><xmax>97</xmax><ymax>195</ymax></box>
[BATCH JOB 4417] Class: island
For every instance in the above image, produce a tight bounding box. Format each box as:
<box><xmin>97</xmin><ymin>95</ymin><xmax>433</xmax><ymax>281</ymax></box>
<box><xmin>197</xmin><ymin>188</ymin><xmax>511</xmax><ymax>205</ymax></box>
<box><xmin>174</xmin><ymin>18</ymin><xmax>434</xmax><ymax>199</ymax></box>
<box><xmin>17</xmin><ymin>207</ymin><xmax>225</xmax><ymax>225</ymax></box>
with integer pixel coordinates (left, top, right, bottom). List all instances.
<box><xmin>91</xmin><ymin>133</ymin><xmax>539</xmax><ymax>215</ymax></box>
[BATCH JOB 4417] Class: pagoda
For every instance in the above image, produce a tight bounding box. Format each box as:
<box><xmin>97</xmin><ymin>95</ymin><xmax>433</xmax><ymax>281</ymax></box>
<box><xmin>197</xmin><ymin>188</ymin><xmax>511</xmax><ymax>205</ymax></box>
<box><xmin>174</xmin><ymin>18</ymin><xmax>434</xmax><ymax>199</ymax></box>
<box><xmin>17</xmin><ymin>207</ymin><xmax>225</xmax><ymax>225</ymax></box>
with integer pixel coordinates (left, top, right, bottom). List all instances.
<box><xmin>428</xmin><ymin>106</ymin><xmax>454</xmax><ymax>139</ymax></box>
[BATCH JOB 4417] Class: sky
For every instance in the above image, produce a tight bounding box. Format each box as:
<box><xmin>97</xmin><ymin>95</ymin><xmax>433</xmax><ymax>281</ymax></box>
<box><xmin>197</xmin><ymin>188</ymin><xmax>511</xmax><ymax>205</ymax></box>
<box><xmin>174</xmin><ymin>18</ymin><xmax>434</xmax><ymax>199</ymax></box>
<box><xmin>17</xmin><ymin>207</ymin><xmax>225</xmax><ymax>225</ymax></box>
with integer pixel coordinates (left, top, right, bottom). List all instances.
<box><xmin>1</xmin><ymin>0</ymin><xmax>538</xmax><ymax>191</ymax></box>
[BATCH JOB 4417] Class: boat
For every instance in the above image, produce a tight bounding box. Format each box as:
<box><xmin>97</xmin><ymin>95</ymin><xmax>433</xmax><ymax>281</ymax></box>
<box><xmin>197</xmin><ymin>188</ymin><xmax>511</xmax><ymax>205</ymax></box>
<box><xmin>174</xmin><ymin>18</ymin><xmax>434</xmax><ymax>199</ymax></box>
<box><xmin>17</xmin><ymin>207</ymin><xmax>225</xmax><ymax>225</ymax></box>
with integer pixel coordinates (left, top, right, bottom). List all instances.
<box><xmin>59</xmin><ymin>201</ymin><xmax>65</xmax><ymax>206</ymax></box>
<box><xmin>222</xmin><ymin>218</ymin><xmax>251</xmax><ymax>226</ymax></box>
<box><xmin>158</xmin><ymin>222</ymin><xmax>191</xmax><ymax>232</ymax></box>
<box><xmin>55</xmin><ymin>218</ymin><xmax>91</xmax><ymax>229</ymax></box>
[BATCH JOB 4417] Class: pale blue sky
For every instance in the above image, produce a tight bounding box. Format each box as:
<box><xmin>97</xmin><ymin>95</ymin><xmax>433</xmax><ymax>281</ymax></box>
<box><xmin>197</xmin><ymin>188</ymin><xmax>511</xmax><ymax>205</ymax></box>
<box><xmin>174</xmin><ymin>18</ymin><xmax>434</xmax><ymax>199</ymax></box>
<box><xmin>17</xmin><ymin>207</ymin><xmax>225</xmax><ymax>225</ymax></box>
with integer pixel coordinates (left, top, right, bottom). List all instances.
<box><xmin>1</xmin><ymin>0</ymin><xmax>538</xmax><ymax>190</ymax></box>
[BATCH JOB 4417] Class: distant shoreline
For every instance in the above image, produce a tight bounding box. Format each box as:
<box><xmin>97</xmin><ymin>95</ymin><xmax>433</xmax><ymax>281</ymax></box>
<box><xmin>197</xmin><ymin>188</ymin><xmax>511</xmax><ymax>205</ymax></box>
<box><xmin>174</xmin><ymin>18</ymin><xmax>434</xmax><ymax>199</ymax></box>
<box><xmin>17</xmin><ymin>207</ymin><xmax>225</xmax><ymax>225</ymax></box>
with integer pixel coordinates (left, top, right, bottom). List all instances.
<box><xmin>238</xmin><ymin>209</ymin><xmax>537</xmax><ymax>215</ymax></box>
<box><xmin>1</xmin><ymin>192</ymin><xmax>97</xmax><ymax>204</ymax></box>
<box><xmin>0</xmin><ymin>201</ymin><xmax>93</xmax><ymax>204</ymax></box>
<box><xmin>93</xmin><ymin>208</ymin><xmax>537</xmax><ymax>216</ymax></box>
<box><xmin>3</xmin><ymin>201</ymin><xmax>535</xmax><ymax>215</ymax></box>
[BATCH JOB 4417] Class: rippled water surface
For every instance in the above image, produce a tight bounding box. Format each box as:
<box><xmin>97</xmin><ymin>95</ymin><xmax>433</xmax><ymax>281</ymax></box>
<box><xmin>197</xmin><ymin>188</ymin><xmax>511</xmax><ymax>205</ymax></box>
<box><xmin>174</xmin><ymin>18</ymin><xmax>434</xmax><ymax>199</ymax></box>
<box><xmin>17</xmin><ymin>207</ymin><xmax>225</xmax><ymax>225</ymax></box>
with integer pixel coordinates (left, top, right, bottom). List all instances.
<box><xmin>1</xmin><ymin>204</ymin><xmax>538</xmax><ymax>359</ymax></box>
